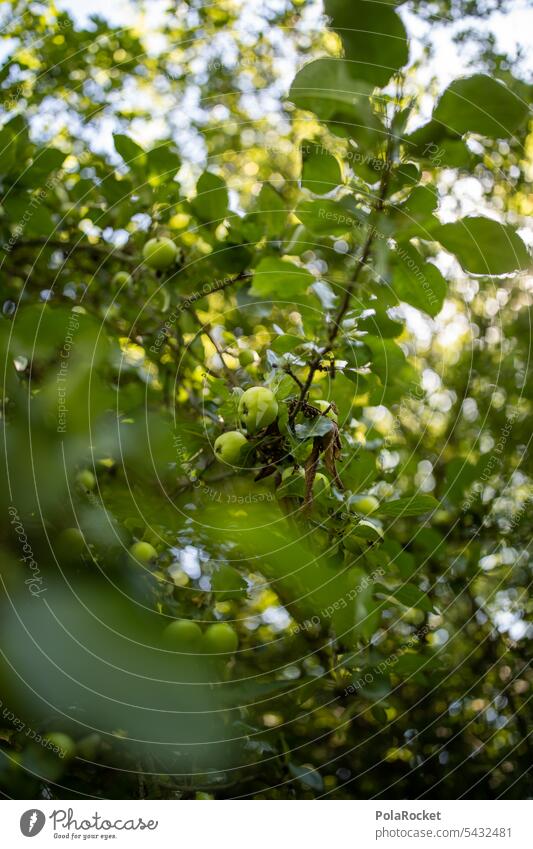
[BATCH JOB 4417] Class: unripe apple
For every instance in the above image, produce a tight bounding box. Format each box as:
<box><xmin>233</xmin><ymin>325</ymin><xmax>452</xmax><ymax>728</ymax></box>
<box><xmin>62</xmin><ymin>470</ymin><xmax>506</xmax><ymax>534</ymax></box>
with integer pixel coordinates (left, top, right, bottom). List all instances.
<box><xmin>112</xmin><ymin>271</ymin><xmax>132</xmax><ymax>287</ymax></box>
<box><xmin>214</xmin><ymin>431</ymin><xmax>247</xmax><ymax>465</ymax></box>
<box><xmin>238</xmin><ymin>386</ymin><xmax>278</xmax><ymax>434</ymax></box>
<box><xmin>142</xmin><ymin>237</ymin><xmax>178</xmax><ymax>270</ymax></box>
<box><xmin>344</xmin><ymin>519</ymin><xmax>383</xmax><ymax>552</ymax></box>
<box><xmin>349</xmin><ymin>495</ymin><xmax>379</xmax><ymax>515</ymax></box>
<box><xmin>76</xmin><ymin>469</ymin><xmax>96</xmax><ymax>491</ymax></box>
<box><xmin>313</xmin><ymin>472</ymin><xmax>330</xmax><ymax>498</ymax></box>
<box><xmin>164</xmin><ymin>619</ymin><xmax>203</xmax><ymax>651</ymax></box>
<box><xmin>238</xmin><ymin>348</ymin><xmax>256</xmax><ymax>367</ymax></box>
<box><xmin>129</xmin><ymin>541</ymin><xmax>158</xmax><ymax>564</ymax></box>
<box><xmin>278</xmin><ymin>467</ymin><xmax>329</xmax><ymax>499</ymax></box>
<box><xmin>44</xmin><ymin>732</ymin><xmax>76</xmax><ymax>759</ymax></box>
<box><xmin>76</xmin><ymin>733</ymin><xmax>100</xmax><ymax>760</ymax></box>
<box><xmin>311</xmin><ymin>399</ymin><xmax>338</xmax><ymax>423</ymax></box>
<box><xmin>56</xmin><ymin>528</ymin><xmax>85</xmax><ymax>559</ymax></box>
<box><xmin>203</xmin><ymin>622</ymin><xmax>239</xmax><ymax>654</ymax></box>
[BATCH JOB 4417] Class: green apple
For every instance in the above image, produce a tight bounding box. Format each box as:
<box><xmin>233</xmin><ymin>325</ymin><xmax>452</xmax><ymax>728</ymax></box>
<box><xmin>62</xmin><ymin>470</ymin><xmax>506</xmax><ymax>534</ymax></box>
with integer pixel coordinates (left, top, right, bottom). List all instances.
<box><xmin>238</xmin><ymin>348</ymin><xmax>256</xmax><ymax>367</ymax></box>
<box><xmin>344</xmin><ymin>519</ymin><xmax>383</xmax><ymax>552</ymax></box>
<box><xmin>76</xmin><ymin>733</ymin><xmax>100</xmax><ymax>760</ymax></box>
<box><xmin>238</xmin><ymin>386</ymin><xmax>278</xmax><ymax>434</ymax></box>
<box><xmin>112</xmin><ymin>270</ymin><xmax>132</xmax><ymax>287</ymax></box>
<box><xmin>214</xmin><ymin>431</ymin><xmax>247</xmax><ymax>465</ymax></box>
<box><xmin>76</xmin><ymin>469</ymin><xmax>96</xmax><ymax>491</ymax></box>
<box><xmin>56</xmin><ymin>528</ymin><xmax>85</xmax><ymax>559</ymax></box>
<box><xmin>129</xmin><ymin>541</ymin><xmax>158</xmax><ymax>564</ymax></box>
<box><xmin>142</xmin><ymin>237</ymin><xmax>178</xmax><ymax>270</ymax></box>
<box><xmin>278</xmin><ymin>467</ymin><xmax>329</xmax><ymax>499</ymax></box>
<box><xmin>349</xmin><ymin>495</ymin><xmax>379</xmax><ymax>515</ymax></box>
<box><xmin>45</xmin><ymin>732</ymin><xmax>76</xmax><ymax>759</ymax></box>
<box><xmin>202</xmin><ymin>622</ymin><xmax>239</xmax><ymax>654</ymax></box>
<box><xmin>164</xmin><ymin>619</ymin><xmax>203</xmax><ymax>651</ymax></box>
<box><xmin>311</xmin><ymin>399</ymin><xmax>338</xmax><ymax>423</ymax></box>
<box><xmin>313</xmin><ymin>472</ymin><xmax>330</xmax><ymax>498</ymax></box>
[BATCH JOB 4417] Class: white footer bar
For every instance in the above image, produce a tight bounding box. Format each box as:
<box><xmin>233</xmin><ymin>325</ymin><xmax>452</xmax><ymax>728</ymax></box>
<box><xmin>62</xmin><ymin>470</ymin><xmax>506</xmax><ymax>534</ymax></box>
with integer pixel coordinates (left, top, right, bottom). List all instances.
<box><xmin>3</xmin><ymin>799</ymin><xmax>529</xmax><ymax>848</ymax></box>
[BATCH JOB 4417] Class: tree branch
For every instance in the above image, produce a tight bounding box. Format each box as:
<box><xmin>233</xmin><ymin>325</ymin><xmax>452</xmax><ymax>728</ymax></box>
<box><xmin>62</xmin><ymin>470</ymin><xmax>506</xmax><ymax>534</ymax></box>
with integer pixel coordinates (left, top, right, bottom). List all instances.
<box><xmin>290</xmin><ymin>134</ymin><xmax>394</xmax><ymax>423</ymax></box>
<box><xmin>190</xmin><ymin>313</ymin><xmax>239</xmax><ymax>387</ymax></box>
<box><xmin>4</xmin><ymin>237</ymin><xmax>135</xmax><ymax>265</ymax></box>
<box><xmin>176</xmin><ymin>270</ymin><xmax>252</xmax><ymax>310</ymax></box>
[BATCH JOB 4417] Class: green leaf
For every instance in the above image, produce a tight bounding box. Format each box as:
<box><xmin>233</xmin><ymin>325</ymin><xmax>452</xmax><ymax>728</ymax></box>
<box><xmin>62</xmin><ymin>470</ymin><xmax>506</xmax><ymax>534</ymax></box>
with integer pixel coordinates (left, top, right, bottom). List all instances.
<box><xmin>330</xmin><ymin>372</ymin><xmax>360</xmax><ymax>421</ymax></box>
<box><xmin>433</xmin><ymin>74</ymin><xmax>529</xmax><ymax>139</ymax></box>
<box><xmin>274</xmin><ymin>374</ymin><xmax>297</xmax><ymax>401</ymax></box>
<box><xmin>411</xmin><ymin>528</ymin><xmax>446</xmax><ymax>558</ymax></box>
<box><xmin>191</xmin><ymin>171</ymin><xmax>229</xmax><ymax>223</ymax></box>
<box><xmin>405</xmin><ymin>119</ymin><xmax>458</xmax><ymax>159</ymax></box>
<box><xmin>324</xmin><ymin>0</ymin><xmax>409</xmax><ymax>87</ymax></box>
<box><xmin>387</xmin><ymin>583</ymin><xmax>433</xmax><ymax>613</ymax></box>
<box><xmin>442</xmin><ymin>457</ymin><xmax>486</xmax><ymax>504</ymax></box>
<box><xmin>232</xmin><ymin>184</ymin><xmax>285</xmax><ymax>242</ymax></box>
<box><xmin>392</xmin><ymin>244</ymin><xmax>447</xmax><ymax>317</ymax></box>
<box><xmin>3</xmin><ymin>193</ymin><xmax>56</xmax><ymax>237</ymax></box>
<box><xmin>294</xmin><ymin>417</ymin><xmax>333</xmax><ymax>440</ymax></box>
<box><xmin>301</xmin><ymin>141</ymin><xmax>342</xmax><ymax>194</ymax></box>
<box><xmin>434</xmin><ymin>217</ymin><xmax>530</xmax><ymax>275</ymax></box>
<box><xmin>394</xmin><ymin>652</ymin><xmax>432</xmax><ymax>677</ymax></box>
<box><xmin>0</xmin><ymin>124</ymin><xmax>17</xmax><ymax>174</ymax></box>
<box><xmin>23</xmin><ymin>147</ymin><xmax>66</xmax><ymax>183</ymax></box>
<box><xmin>338</xmin><ymin>449</ymin><xmax>377</xmax><ymax>491</ymax></box>
<box><xmin>365</xmin><ymin>337</ymin><xmax>419</xmax><ymax>404</ymax></box>
<box><xmin>146</xmin><ymin>142</ymin><xmax>181</xmax><ymax>177</ymax></box>
<box><xmin>388</xmin><ymin>162</ymin><xmax>420</xmax><ymax>195</ymax></box>
<box><xmin>113</xmin><ymin>133</ymin><xmax>146</xmax><ymax>169</ymax></box>
<box><xmin>250</xmin><ymin>257</ymin><xmax>314</xmax><ymax>298</ymax></box>
<box><xmin>377</xmin><ymin>495</ymin><xmax>438</xmax><ymax>517</ymax></box>
<box><xmin>288</xmin><ymin>58</ymin><xmax>384</xmax><ymax>146</ymax></box>
<box><xmin>404</xmin><ymin>121</ymin><xmax>475</xmax><ymax>169</ymax></box>
<box><xmin>211</xmin><ymin>565</ymin><xmax>247</xmax><ymax>601</ymax></box>
<box><xmin>349</xmin><ymin>567</ymin><xmax>381</xmax><ymax>640</ymax></box>
<box><xmin>396</xmin><ymin>552</ymin><xmax>417</xmax><ymax>580</ymax></box>
<box><xmin>294</xmin><ymin>199</ymin><xmax>361</xmax><ymax>235</ymax></box>
<box><xmin>271</xmin><ymin>334</ymin><xmax>303</xmax><ymax>354</ymax></box>
<box><xmin>397</xmin><ymin>184</ymin><xmax>438</xmax><ymax>223</ymax></box>
<box><xmin>366</xmin><ymin>310</ymin><xmax>401</xmax><ymax>340</ymax></box>
<box><xmin>357</xmin><ymin>299</ymin><xmax>403</xmax><ymax>338</ymax></box>
<box><xmin>342</xmin><ymin>341</ymin><xmax>372</xmax><ymax>369</ymax></box>
<box><xmin>256</xmin><ymin>184</ymin><xmax>287</xmax><ymax>237</ymax></box>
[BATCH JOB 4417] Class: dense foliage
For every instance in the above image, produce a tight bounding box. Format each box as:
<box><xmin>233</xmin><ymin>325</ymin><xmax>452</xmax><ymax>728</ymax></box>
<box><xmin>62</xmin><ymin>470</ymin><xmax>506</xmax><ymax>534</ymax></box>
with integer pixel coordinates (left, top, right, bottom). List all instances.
<box><xmin>0</xmin><ymin>0</ymin><xmax>531</xmax><ymax>800</ymax></box>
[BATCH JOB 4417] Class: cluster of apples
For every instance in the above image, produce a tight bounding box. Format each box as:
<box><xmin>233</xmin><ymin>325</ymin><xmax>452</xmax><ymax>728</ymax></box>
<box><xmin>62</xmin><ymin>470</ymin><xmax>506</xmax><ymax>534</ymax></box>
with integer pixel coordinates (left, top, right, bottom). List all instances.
<box><xmin>277</xmin><ymin>399</ymin><xmax>338</xmax><ymax>499</ymax></box>
<box><xmin>114</xmin><ymin>541</ymin><xmax>240</xmax><ymax>655</ymax></box>
<box><xmin>214</xmin><ymin>390</ymin><xmax>344</xmax><ymax>467</ymax></box>
<box><xmin>163</xmin><ymin>618</ymin><xmax>239</xmax><ymax>655</ymax></box>
<box><xmin>214</xmin><ymin>391</ymin><xmax>338</xmax><ymax>502</ymax></box>
<box><xmin>213</xmin><ymin>385</ymin><xmax>279</xmax><ymax>465</ymax></box>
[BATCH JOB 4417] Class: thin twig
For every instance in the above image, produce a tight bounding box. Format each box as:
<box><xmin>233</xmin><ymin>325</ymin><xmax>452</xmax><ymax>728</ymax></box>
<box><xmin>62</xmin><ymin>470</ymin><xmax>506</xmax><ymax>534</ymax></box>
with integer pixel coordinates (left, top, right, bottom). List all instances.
<box><xmin>177</xmin><ymin>270</ymin><xmax>252</xmax><ymax>309</ymax></box>
<box><xmin>284</xmin><ymin>366</ymin><xmax>304</xmax><ymax>389</ymax></box>
<box><xmin>191</xmin><ymin>314</ymin><xmax>239</xmax><ymax>387</ymax></box>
